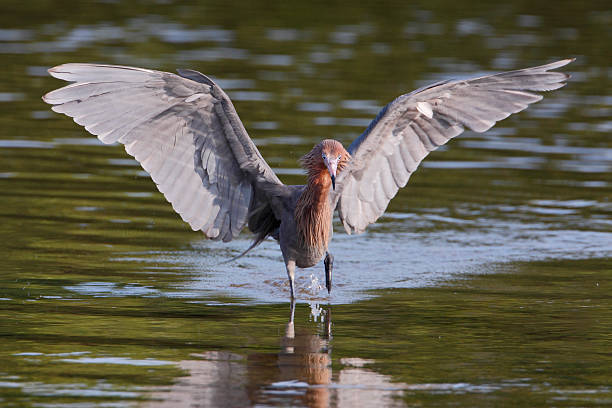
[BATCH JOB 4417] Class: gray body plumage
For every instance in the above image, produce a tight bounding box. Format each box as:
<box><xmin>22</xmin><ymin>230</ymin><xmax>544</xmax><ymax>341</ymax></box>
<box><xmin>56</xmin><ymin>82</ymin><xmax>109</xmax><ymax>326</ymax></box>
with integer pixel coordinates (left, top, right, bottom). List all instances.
<box><xmin>43</xmin><ymin>59</ymin><xmax>573</xmax><ymax>298</ymax></box>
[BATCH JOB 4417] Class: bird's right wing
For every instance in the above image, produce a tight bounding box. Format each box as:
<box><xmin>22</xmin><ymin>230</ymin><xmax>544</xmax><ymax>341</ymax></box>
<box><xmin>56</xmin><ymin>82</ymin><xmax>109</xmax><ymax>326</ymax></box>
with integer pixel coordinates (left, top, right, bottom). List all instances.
<box><xmin>333</xmin><ymin>59</ymin><xmax>574</xmax><ymax>234</ymax></box>
<box><xmin>43</xmin><ymin>63</ymin><xmax>285</xmax><ymax>242</ymax></box>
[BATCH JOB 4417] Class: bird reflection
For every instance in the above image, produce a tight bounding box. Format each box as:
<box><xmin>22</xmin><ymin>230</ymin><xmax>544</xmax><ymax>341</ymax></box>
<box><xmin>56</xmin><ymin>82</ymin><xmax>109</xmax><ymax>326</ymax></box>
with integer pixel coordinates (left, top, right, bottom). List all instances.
<box><xmin>144</xmin><ymin>302</ymin><xmax>406</xmax><ymax>407</ymax></box>
<box><xmin>277</xmin><ymin>300</ymin><xmax>332</xmax><ymax>406</ymax></box>
<box><xmin>245</xmin><ymin>300</ymin><xmax>332</xmax><ymax>407</ymax></box>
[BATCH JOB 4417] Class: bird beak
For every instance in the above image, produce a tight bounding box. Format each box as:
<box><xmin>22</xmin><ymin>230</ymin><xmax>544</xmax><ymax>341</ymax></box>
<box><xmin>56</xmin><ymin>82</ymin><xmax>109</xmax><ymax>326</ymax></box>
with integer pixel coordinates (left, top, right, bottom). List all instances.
<box><xmin>325</xmin><ymin>158</ymin><xmax>338</xmax><ymax>190</ymax></box>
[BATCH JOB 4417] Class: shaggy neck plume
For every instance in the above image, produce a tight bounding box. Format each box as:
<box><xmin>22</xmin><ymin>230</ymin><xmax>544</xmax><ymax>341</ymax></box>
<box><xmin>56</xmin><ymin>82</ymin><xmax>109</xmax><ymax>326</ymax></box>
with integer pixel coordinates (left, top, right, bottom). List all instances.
<box><xmin>295</xmin><ymin>140</ymin><xmax>350</xmax><ymax>249</ymax></box>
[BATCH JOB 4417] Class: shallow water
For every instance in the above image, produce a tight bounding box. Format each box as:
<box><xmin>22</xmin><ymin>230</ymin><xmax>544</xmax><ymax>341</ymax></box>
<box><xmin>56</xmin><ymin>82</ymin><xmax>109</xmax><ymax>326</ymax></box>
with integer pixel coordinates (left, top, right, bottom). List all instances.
<box><xmin>1</xmin><ymin>1</ymin><xmax>611</xmax><ymax>407</ymax></box>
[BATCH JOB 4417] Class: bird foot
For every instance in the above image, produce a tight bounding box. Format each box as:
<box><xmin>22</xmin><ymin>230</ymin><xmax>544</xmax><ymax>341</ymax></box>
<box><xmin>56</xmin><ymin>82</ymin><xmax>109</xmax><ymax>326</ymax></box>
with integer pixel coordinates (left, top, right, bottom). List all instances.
<box><xmin>324</xmin><ymin>252</ymin><xmax>333</xmax><ymax>294</ymax></box>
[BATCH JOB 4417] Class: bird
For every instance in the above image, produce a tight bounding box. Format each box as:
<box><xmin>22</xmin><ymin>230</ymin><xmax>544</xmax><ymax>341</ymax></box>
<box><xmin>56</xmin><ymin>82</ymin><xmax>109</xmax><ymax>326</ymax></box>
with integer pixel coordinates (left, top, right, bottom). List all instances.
<box><xmin>42</xmin><ymin>58</ymin><xmax>574</xmax><ymax>299</ymax></box>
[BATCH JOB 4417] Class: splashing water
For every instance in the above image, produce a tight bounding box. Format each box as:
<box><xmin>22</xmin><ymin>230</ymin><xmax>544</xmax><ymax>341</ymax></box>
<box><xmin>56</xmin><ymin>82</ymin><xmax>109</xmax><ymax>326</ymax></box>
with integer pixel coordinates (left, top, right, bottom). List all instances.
<box><xmin>307</xmin><ymin>273</ymin><xmax>324</xmax><ymax>294</ymax></box>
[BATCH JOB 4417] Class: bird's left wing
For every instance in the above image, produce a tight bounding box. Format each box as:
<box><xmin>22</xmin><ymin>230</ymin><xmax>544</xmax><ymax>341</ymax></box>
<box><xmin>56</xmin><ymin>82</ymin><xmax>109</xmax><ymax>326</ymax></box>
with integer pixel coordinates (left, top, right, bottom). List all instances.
<box><xmin>332</xmin><ymin>59</ymin><xmax>574</xmax><ymax>234</ymax></box>
<box><xmin>43</xmin><ymin>63</ymin><xmax>284</xmax><ymax>242</ymax></box>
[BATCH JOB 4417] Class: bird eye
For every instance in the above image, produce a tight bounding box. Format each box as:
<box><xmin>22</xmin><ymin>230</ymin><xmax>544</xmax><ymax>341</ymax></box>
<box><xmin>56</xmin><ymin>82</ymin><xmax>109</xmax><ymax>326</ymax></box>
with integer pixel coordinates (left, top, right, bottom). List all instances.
<box><xmin>322</xmin><ymin>153</ymin><xmax>326</xmax><ymax>159</ymax></box>
<box><xmin>337</xmin><ymin>154</ymin><xmax>342</xmax><ymax>160</ymax></box>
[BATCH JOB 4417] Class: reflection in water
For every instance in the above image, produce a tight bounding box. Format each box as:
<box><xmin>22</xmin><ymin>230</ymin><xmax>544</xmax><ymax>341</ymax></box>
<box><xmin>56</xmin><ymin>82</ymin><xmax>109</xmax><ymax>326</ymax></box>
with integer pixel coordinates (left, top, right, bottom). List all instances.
<box><xmin>145</xmin><ymin>352</ymin><xmax>249</xmax><ymax>407</ymax></box>
<box><xmin>271</xmin><ymin>301</ymin><xmax>332</xmax><ymax>407</ymax></box>
<box><xmin>145</xmin><ymin>302</ymin><xmax>404</xmax><ymax>407</ymax></box>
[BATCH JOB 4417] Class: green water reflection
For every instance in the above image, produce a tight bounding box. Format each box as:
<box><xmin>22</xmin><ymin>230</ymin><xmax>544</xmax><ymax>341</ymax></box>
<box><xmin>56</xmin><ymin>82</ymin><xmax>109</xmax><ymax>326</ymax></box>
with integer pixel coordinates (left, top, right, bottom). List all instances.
<box><xmin>2</xmin><ymin>259</ymin><xmax>611</xmax><ymax>406</ymax></box>
<box><xmin>1</xmin><ymin>0</ymin><xmax>610</xmax><ymax>406</ymax></box>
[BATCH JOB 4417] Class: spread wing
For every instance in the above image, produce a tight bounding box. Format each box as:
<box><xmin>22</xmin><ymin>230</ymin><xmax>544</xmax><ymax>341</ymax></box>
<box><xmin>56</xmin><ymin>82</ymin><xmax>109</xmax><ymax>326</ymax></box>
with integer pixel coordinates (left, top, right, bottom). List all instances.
<box><xmin>333</xmin><ymin>59</ymin><xmax>574</xmax><ymax>234</ymax></box>
<box><xmin>43</xmin><ymin>63</ymin><xmax>285</xmax><ymax>242</ymax></box>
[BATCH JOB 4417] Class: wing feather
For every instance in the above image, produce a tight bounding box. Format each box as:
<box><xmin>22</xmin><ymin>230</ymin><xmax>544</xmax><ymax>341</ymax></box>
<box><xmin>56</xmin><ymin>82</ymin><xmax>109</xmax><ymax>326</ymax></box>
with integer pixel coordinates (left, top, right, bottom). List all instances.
<box><xmin>334</xmin><ymin>59</ymin><xmax>574</xmax><ymax>234</ymax></box>
<box><xmin>387</xmin><ymin>149</ymin><xmax>410</xmax><ymax>187</ymax></box>
<box><xmin>43</xmin><ymin>63</ymin><xmax>285</xmax><ymax>241</ymax></box>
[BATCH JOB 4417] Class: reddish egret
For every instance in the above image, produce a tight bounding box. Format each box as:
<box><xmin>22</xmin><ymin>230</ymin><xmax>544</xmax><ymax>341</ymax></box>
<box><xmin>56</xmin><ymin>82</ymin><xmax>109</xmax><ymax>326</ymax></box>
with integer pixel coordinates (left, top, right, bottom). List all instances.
<box><xmin>43</xmin><ymin>59</ymin><xmax>574</xmax><ymax>298</ymax></box>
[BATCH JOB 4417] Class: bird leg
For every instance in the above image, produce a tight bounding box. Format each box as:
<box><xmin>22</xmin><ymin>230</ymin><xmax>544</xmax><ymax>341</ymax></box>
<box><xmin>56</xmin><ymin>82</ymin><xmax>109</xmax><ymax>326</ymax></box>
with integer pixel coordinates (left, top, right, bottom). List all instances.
<box><xmin>324</xmin><ymin>252</ymin><xmax>333</xmax><ymax>294</ymax></box>
<box><xmin>285</xmin><ymin>259</ymin><xmax>296</xmax><ymax>299</ymax></box>
<box><xmin>323</xmin><ymin>303</ymin><xmax>332</xmax><ymax>339</ymax></box>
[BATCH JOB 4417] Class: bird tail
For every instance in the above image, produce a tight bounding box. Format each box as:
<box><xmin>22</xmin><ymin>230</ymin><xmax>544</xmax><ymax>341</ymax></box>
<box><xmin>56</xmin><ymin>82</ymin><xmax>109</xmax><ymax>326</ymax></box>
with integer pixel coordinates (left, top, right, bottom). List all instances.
<box><xmin>220</xmin><ymin>198</ymin><xmax>281</xmax><ymax>265</ymax></box>
<box><xmin>218</xmin><ymin>231</ymin><xmax>271</xmax><ymax>265</ymax></box>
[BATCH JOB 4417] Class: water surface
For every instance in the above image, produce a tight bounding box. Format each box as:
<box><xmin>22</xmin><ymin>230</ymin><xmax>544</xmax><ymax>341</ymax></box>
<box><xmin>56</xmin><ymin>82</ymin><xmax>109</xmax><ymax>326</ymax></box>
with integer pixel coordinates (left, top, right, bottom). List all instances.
<box><xmin>1</xmin><ymin>1</ymin><xmax>611</xmax><ymax>407</ymax></box>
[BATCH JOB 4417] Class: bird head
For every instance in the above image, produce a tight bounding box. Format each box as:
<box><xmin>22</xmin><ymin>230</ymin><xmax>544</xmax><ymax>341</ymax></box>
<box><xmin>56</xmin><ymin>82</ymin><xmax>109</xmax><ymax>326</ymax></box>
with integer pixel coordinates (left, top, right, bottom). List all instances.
<box><xmin>301</xmin><ymin>139</ymin><xmax>350</xmax><ymax>190</ymax></box>
<box><xmin>321</xmin><ymin>146</ymin><xmax>341</xmax><ymax>190</ymax></box>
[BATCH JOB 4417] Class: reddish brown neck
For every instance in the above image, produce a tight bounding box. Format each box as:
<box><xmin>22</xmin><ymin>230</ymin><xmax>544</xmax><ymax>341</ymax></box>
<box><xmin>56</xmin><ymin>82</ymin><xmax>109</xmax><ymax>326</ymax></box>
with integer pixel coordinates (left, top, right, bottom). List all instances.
<box><xmin>305</xmin><ymin>167</ymin><xmax>332</xmax><ymax>202</ymax></box>
<box><xmin>295</xmin><ymin>168</ymin><xmax>333</xmax><ymax>249</ymax></box>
